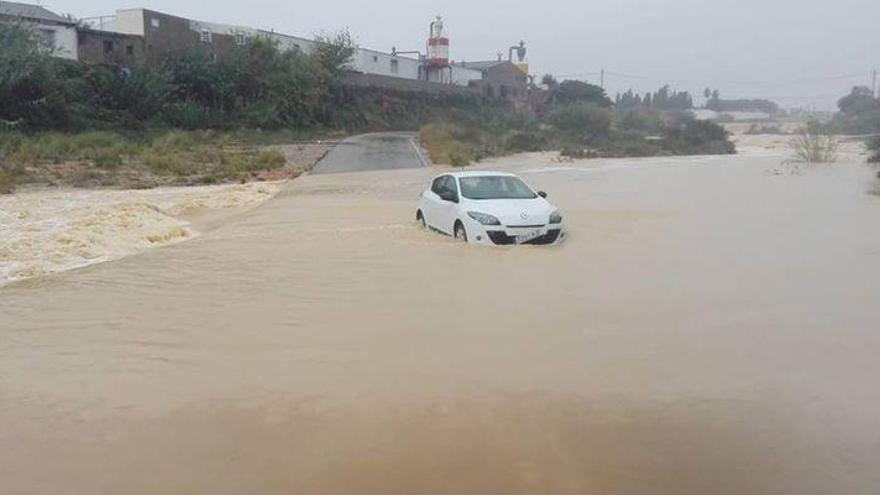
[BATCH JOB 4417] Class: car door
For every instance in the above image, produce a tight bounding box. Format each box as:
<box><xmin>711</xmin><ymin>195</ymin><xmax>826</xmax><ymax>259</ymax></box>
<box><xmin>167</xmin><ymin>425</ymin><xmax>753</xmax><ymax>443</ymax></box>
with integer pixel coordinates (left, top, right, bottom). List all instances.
<box><xmin>434</xmin><ymin>175</ymin><xmax>460</xmax><ymax>235</ymax></box>
<box><xmin>422</xmin><ymin>176</ymin><xmax>447</xmax><ymax>229</ymax></box>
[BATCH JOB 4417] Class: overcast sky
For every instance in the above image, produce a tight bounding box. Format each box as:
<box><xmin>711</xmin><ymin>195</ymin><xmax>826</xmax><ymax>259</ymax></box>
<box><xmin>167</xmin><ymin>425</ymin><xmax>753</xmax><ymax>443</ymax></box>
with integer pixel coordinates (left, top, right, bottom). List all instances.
<box><xmin>46</xmin><ymin>0</ymin><xmax>880</xmax><ymax>110</ymax></box>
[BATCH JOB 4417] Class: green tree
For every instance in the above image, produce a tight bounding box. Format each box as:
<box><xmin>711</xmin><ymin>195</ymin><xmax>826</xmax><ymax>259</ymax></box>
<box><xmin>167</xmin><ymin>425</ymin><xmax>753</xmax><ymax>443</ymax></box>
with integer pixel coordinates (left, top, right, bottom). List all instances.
<box><xmin>838</xmin><ymin>86</ymin><xmax>878</xmax><ymax>115</ymax></box>
<box><xmin>0</xmin><ymin>23</ymin><xmax>70</xmax><ymax>129</ymax></box>
<box><xmin>547</xmin><ymin>103</ymin><xmax>613</xmax><ymax>140</ymax></box>
<box><xmin>312</xmin><ymin>30</ymin><xmax>356</xmax><ymax>81</ymax></box>
<box><xmin>553</xmin><ymin>80</ymin><xmax>613</xmax><ymax>107</ymax></box>
<box><xmin>541</xmin><ymin>74</ymin><xmax>558</xmax><ymax>90</ymax></box>
<box><xmin>662</xmin><ymin>114</ymin><xmax>735</xmax><ymax>154</ymax></box>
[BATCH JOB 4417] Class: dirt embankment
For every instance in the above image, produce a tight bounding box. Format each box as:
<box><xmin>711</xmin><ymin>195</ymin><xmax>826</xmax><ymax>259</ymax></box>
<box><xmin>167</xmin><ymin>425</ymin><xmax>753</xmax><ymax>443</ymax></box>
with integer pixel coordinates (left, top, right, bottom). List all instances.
<box><xmin>0</xmin><ymin>142</ymin><xmax>333</xmax><ymax>285</ymax></box>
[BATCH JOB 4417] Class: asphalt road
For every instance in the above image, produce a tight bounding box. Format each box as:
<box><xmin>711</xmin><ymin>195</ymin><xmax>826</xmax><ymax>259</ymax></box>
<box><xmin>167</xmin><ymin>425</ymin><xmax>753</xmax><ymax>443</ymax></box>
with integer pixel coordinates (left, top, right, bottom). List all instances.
<box><xmin>310</xmin><ymin>132</ymin><xmax>428</xmax><ymax>174</ymax></box>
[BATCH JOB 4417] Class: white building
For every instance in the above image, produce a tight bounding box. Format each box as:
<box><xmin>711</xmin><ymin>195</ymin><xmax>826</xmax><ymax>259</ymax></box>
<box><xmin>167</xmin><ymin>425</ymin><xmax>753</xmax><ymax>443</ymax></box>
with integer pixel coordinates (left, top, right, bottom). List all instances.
<box><xmin>90</xmin><ymin>7</ymin><xmax>481</xmax><ymax>86</ymax></box>
<box><xmin>0</xmin><ymin>0</ymin><xmax>78</xmax><ymax>60</ymax></box>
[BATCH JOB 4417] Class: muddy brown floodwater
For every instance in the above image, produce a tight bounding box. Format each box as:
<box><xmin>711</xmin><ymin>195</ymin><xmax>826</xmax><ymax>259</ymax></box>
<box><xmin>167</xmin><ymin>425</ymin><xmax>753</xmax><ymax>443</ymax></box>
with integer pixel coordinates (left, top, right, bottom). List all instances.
<box><xmin>2</xmin><ymin>140</ymin><xmax>880</xmax><ymax>494</ymax></box>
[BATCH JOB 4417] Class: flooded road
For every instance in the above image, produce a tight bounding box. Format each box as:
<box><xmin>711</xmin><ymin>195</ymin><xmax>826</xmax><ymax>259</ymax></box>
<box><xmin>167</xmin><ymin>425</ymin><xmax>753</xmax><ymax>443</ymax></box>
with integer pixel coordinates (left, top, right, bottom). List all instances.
<box><xmin>310</xmin><ymin>132</ymin><xmax>427</xmax><ymax>174</ymax></box>
<box><xmin>2</xmin><ymin>141</ymin><xmax>880</xmax><ymax>494</ymax></box>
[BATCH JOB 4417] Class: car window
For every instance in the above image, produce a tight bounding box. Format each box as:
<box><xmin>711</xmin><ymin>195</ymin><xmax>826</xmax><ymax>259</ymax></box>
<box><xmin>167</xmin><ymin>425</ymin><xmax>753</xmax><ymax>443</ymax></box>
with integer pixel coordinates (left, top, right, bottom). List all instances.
<box><xmin>459</xmin><ymin>176</ymin><xmax>537</xmax><ymax>200</ymax></box>
<box><xmin>445</xmin><ymin>176</ymin><xmax>458</xmax><ymax>197</ymax></box>
<box><xmin>431</xmin><ymin>176</ymin><xmax>445</xmax><ymax>195</ymax></box>
<box><xmin>442</xmin><ymin>176</ymin><xmax>458</xmax><ymax>201</ymax></box>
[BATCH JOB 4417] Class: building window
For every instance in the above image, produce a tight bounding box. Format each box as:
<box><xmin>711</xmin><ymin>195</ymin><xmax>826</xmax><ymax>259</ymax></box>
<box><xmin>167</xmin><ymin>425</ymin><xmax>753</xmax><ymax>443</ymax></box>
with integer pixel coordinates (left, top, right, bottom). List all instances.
<box><xmin>126</xmin><ymin>45</ymin><xmax>134</xmax><ymax>56</ymax></box>
<box><xmin>372</xmin><ymin>55</ymin><xmax>378</xmax><ymax>63</ymax></box>
<box><xmin>293</xmin><ymin>44</ymin><xmax>301</xmax><ymax>51</ymax></box>
<box><xmin>200</xmin><ymin>29</ymin><xmax>212</xmax><ymax>44</ymax></box>
<box><xmin>390</xmin><ymin>59</ymin><xmax>399</xmax><ymax>74</ymax></box>
<box><xmin>234</xmin><ymin>32</ymin><xmax>246</xmax><ymax>46</ymax></box>
<box><xmin>103</xmin><ymin>40</ymin><xmax>114</xmax><ymax>54</ymax></box>
<box><xmin>150</xmin><ymin>18</ymin><xmax>160</xmax><ymax>28</ymax></box>
<box><xmin>38</xmin><ymin>28</ymin><xmax>56</xmax><ymax>48</ymax></box>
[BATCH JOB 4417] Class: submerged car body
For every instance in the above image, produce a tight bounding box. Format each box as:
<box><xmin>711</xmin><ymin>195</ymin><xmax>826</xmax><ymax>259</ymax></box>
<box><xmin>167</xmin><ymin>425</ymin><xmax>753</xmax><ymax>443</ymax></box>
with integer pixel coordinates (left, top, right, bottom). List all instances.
<box><xmin>416</xmin><ymin>171</ymin><xmax>565</xmax><ymax>245</ymax></box>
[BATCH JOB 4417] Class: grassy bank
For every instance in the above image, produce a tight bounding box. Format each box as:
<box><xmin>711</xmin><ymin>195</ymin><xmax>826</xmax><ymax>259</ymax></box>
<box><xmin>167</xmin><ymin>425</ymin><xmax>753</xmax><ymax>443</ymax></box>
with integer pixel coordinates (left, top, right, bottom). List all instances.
<box><xmin>419</xmin><ymin>108</ymin><xmax>736</xmax><ymax>166</ymax></box>
<box><xmin>0</xmin><ymin>130</ymin><xmax>338</xmax><ymax>192</ymax></box>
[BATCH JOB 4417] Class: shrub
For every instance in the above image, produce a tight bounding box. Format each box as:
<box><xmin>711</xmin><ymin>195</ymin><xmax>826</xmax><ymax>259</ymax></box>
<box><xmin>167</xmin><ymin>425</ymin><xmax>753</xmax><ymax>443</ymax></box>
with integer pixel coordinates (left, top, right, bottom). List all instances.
<box><xmin>163</xmin><ymin>101</ymin><xmax>212</xmax><ymax>130</ymax></box>
<box><xmin>617</xmin><ymin>110</ymin><xmax>664</xmax><ymax>133</ymax></box>
<box><xmin>867</xmin><ymin>137</ymin><xmax>880</xmax><ymax>164</ymax></box>
<box><xmin>502</xmin><ymin>130</ymin><xmax>547</xmax><ymax>152</ymax></box>
<box><xmin>447</xmin><ymin>147</ymin><xmax>472</xmax><ymax>167</ymax></box>
<box><xmin>552</xmin><ymin>80</ymin><xmax>613</xmax><ymax>107</ymax></box>
<box><xmin>220</xmin><ymin>149</ymin><xmax>287</xmax><ymax>179</ymax></box>
<box><xmin>547</xmin><ymin>104</ymin><xmax>613</xmax><ymax>140</ymax></box>
<box><xmin>0</xmin><ymin>164</ymin><xmax>19</xmax><ymax>194</ymax></box>
<box><xmin>662</xmin><ymin>115</ymin><xmax>736</xmax><ymax>155</ymax></box>
<box><xmin>790</xmin><ymin>131</ymin><xmax>839</xmax><ymax>163</ymax></box>
<box><xmin>142</xmin><ymin>150</ymin><xmax>186</xmax><ymax>174</ymax></box>
<box><xmin>418</xmin><ymin>123</ymin><xmax>478</xmax><ymax>166</ymax></box>
<box><xmin>92</xmin><ymin>147</ymin><xmax>123</xmax><ymax>169</ymax></box>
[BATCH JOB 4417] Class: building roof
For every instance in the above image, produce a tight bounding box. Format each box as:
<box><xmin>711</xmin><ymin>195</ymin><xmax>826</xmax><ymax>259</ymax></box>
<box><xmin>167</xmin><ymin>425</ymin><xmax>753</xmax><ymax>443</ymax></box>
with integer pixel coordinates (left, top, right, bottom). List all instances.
<box><xmin>456</xmin><ymin>60</ymin><xmax>511</xmax><ymax>71</ymax></box>
<box><xmin>0</xmin><ymin>1</ymin><xmax>73</xmax><ymax>24</ymax></box>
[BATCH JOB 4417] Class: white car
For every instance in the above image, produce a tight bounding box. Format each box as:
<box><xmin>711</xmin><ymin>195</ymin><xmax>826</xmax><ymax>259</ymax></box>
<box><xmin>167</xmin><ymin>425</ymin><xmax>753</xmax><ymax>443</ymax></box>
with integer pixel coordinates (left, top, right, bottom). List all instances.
<box><xmin>416</xmin><ymin>171</ymin><xmax>565</xmax><ymax>245</ymax></box>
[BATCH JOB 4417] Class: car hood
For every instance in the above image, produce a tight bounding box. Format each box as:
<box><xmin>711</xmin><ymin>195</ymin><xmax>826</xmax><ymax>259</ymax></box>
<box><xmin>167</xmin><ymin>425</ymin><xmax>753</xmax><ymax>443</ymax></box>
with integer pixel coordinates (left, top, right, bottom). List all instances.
<box><xmin>461</xmin><ymin>197</ymin><xmax>557</xmax><ymax>226</ymax></box>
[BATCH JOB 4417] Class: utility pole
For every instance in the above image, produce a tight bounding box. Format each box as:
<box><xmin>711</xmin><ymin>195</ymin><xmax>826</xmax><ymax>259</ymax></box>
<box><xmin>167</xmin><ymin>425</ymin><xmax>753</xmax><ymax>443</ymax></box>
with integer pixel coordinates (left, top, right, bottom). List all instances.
<box><xmin>600</xmin><ymin>69</ymin><xmax>605</xmax><ymax>89</ymax></box>
<box><xmin>873</xmin><ymin>69</ymin><xmax>877</xmax><ymax>98</ymax></box>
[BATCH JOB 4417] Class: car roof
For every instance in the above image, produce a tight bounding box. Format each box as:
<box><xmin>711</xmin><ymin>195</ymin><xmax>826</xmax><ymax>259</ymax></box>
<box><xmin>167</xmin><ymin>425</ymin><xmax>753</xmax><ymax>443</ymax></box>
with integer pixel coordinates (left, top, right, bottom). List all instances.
<box><xmin>438</xmin><ymin>171</ymin><xmax>518</xmax><ymax>179</ymax></box>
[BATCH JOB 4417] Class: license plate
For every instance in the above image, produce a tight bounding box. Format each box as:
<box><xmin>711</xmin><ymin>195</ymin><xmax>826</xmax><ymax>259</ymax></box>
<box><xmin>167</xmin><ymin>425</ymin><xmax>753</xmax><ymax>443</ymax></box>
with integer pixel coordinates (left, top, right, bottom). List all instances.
<box><xmin>514</xmin><ymin>230</ymin><xmax>543</xmax><ymax>244</ymax></box>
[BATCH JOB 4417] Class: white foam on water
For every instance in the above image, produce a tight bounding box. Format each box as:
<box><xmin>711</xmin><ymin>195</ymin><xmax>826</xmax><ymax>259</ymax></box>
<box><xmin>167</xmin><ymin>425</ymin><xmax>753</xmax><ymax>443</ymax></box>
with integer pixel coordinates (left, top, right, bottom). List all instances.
<box><xmin>0</xmin><ymin>182</ymin><xmax>282</xmax><ymax>285</ymax></box>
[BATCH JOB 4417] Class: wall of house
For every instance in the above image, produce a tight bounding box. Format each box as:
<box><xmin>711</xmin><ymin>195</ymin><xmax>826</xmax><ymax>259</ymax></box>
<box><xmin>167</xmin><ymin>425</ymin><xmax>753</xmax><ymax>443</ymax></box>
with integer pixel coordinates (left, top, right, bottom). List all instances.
<box><xmin>109</xmin><ymin>9</ymin><xmax>145</xmax><ymax>35</ymax></box>
<box><xmin>351</xmin><ymin>49</ymin><xmax>421</xmax><ymax>79</ymax></box>
<box><xmin>43</xmin><ymin>22</ymin><xmax>77</xmax><ymax>60</ymax></box>
<box><xmin>0</xmin><ymin>16</ymin><xmax>79</xmax><ymax>60</ymax></box>
<box><xmin>449</xmin><ymin>65</ymin><xmax>482</xmax><ymax>86</ymax></box>
<box><xmin>477</xmin><ymin>63</ymin><xmax>528</xmax><ymax>101</ymax></box>
<box><xmin>140</xmin><ymin>10</ymin><xmax>202</xmax><ymax>66</ymax></box>
<box><xmin>77</xmin><ymin>28</ymin><xmax>145</xmax><ymax>67</ymax></box>
<box><xmin>260</xmin><ymin>31</ymin><xmax>316</xmax><ymax>54</ymax></box>
<box><xmin>342</xmin><ymin>72</ymin><xmax>481</xmax><ymax>96</ymax></box>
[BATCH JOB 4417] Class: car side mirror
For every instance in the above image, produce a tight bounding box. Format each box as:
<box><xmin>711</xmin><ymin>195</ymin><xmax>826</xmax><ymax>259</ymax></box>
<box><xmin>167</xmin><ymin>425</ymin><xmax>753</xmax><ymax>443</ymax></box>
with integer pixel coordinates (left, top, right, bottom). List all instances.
<box><xmin>537</xmin><ymin>191</ymin><xmax>547</xmax><ymax>199</ymax></box>
<box><xmin>440</xmin><ymin>191</ymin><xmax>458</xmax><ymax>203</ymax></box>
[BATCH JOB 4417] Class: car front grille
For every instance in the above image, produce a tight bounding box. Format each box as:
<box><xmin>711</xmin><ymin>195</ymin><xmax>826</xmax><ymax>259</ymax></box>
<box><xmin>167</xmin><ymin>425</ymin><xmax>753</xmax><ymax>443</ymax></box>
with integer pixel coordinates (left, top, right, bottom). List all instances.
<box><xmin>487</xmin><ymin>229</ymin><xmax>561</xmax><ymax>246</ymax></box>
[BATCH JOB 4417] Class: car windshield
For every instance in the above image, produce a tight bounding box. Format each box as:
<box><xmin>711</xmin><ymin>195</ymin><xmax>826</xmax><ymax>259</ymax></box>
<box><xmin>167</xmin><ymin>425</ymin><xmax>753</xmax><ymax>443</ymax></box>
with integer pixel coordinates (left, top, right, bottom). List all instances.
<box><xmin>458</xmin><ymin>176</ymin><xmax>537</xmax><ymax>200</ymax></box>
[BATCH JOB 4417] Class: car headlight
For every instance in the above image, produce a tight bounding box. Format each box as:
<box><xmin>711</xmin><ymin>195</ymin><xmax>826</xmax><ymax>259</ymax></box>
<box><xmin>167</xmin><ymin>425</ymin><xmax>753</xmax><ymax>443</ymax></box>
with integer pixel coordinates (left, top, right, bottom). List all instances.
<box><xmin>549</xmin><ymin>210</ymin><xmax>563</xmax><ymax>224</ymax></box>
<box><xmin>467</xmin><ymin>211</ymin><xmax>501</xmax><ymax>225</ymax></box>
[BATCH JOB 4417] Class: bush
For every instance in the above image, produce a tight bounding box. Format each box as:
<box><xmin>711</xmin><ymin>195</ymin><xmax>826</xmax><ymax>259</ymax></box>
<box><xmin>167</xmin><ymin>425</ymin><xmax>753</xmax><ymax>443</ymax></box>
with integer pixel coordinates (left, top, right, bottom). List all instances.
<box><xmin>552</xmin><ymin>80</ymin><xmax>613</xmax><ymax>107</ymax></box>
<box><xmin>868</xmin><ymin>137</ymin><xmax>880</xmax><ymax>164</ymax></box>
<box><xmin>502</xmin><ymin>130</ymin><xmax>547</xmax><ymax>152</ymax></box>
<box><xmin>1</xmin><ymin>23</ymin><xmax>355</xmax><ymax>132</ymax></box>
<box><xmin>617</xmin><ymin>110</ymin><xmax>664</xmax><ymax>133</ymax></box>
<box><xmin>418</xmin><ymin>123</ymin><xmax>477</xmax><ymax>166</ymax></box>
<box><xmin>0</xmin><ymin>164</ymin><xmax>19</xmax><ymax>194</ymax></box>
<box><xmin>547</xmin><ymin>104</ymin><xmax>613</xmax><ymax>140</ymax></box>
<box><xmin>790</xmin><ymin>131</ymin><xmax>839</xmax><ymax>163</ymax></box>
<box><xmin>662</xmin><ymin>115</ymin><xmax>736</xmax><ymax>155</ymax></box>
<box><xmin>0</xmin><ymin>24</ymin><xmax>72</xmax><ymax>130</ymax></box>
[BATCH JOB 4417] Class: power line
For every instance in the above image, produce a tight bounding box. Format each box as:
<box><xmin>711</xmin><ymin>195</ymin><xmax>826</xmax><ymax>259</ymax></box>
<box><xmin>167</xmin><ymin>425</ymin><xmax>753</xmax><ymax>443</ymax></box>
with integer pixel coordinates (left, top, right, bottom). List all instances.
<box><xmin>556</xmin><ymin>69</ymin><xmax>872</xmax><ymax>89</ymax></box>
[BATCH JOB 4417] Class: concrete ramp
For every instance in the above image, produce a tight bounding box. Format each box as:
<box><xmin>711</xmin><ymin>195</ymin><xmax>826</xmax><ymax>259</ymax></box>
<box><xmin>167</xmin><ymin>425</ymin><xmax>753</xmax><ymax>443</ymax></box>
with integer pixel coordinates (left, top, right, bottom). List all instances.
<box><xmin>310</xmin><ymin>132</ymin><xmax>428</xmax><ymax>175</ymax></box>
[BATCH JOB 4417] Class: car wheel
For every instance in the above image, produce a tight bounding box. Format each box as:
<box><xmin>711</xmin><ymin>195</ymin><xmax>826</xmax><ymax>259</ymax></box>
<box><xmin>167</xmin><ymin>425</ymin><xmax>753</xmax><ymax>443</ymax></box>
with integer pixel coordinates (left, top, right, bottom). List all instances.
<box><xmin>454</xmin><ymin>221</ymin><xmax>468</xmax><ymax>242</ymax></box>
<box><xmin>416</xmin><ymin>210</ymin><xmax>426</xmax><ymax>229</ymax></box>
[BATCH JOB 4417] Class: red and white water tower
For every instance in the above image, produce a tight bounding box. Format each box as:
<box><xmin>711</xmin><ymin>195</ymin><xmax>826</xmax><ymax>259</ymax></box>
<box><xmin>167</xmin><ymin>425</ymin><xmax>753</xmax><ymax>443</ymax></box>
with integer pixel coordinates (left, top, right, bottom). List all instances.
<box><xmin>426</xmin><ymin>16</ymin><xmax>450</xmax><ymax>80</ymax></box>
